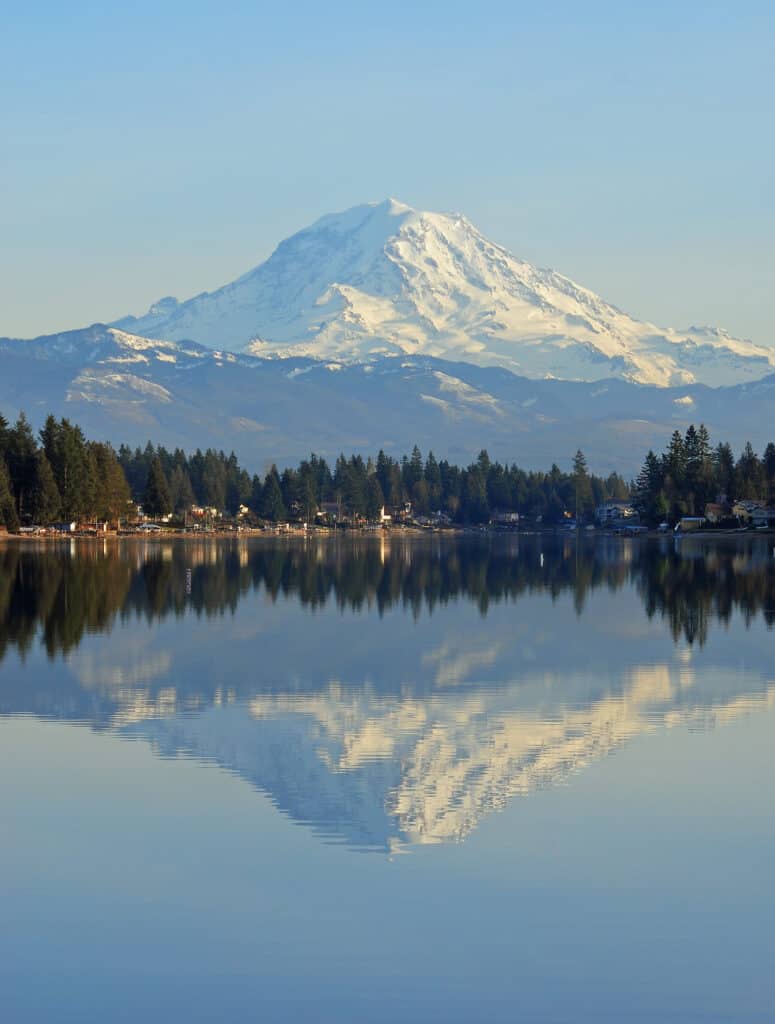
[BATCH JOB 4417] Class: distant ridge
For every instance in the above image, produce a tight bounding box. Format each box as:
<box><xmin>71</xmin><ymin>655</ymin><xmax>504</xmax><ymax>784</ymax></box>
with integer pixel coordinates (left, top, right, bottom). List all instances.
<box><xmin>2</xmin><ymin>324</ymin><xmax>775</xmax><ymax>475</ymax></box>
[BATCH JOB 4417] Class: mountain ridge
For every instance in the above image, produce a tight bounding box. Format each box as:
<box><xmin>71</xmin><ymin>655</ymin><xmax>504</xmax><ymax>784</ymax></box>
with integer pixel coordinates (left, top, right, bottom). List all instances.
<box><xmin>2</xmin><ymin>324</ymin><xmax>774</xmax><ymax>475</ymax></box>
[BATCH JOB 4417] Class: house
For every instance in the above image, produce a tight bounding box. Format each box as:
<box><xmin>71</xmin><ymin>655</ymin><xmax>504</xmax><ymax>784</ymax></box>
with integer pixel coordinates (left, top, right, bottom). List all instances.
<box><xmin>704</xmin><ymin>502</ymin><xmax>729</xmax><ymax>524</ymax></box>
<box><xmin>731</xmin><ymin>500</ymin><xmax>765</xmax><ymax>523</ymax></box>
<box><xmin>675</xmin><ymin>517</ymin><xmax>706</xmax><ymax>533</ymax></box>
<box><xmin>751</xmin><ymin>507</ymin><xmax>775</xmax><ymax>529</ymax></box>
<box><xmin>491</xmin><ymin>510</ymin><xmax>520</xmax><ymax>528</ymax></box>
<box><xmin>50</xmin><ymin>521</ymin><xmax>77</xmax><ymax>534</ymax></box>
<box><xmin>317</xmin><ymin>501</ymin><xmax>342</xmax><ymax>523</ymax></box>
<box><xmin>595</xmin><ymin>500</ymin><xmax>636</xmax><ymax>525</ymax></box>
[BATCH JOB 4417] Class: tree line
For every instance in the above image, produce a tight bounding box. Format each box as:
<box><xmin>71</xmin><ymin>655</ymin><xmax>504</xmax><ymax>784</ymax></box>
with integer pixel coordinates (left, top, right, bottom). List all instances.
<box><xmin>115</xmin><ymin>441</ymin><xmax>629</xmax><ymax>525</ymax></box>
<box><xmin>633</xmin><ymin>425</ymin><xmax>775</xmax><ymax>526</ymax></box>
<box><xmin>1</xmin><ymin>409</ymin><xmax>773</xmax><ymax>533</ymax></box>
<box><xmin>0</xmin><ymin>413</ymin><xmax>130</xmax><ymax>532</ymax></box>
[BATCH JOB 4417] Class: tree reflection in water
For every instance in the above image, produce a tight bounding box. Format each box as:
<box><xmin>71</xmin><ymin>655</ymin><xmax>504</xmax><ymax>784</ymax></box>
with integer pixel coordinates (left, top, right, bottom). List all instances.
<box><xmin>1</xmin><ymin>535</ymin><xmax>774</xmax><ymax>663</ymax></box>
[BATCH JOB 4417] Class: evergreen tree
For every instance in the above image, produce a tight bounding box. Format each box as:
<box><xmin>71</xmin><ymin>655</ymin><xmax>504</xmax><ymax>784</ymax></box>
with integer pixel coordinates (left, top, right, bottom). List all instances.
<box><xmin>404</xmin><ymin>445</ymin><xmax>424</xmax><ymax>492</ymax></box>
<box><xmin>0</xmin><ymin>459</ymin><xmax>19</xmax><ymax>533</ymax></box>
<box><xmin>713</xmin><ymin>442</ymin><xmax>735</xmax><ymax>501</ymax></box>
<box><xmin>633</xmin><ymin>451</ymin><xmax>665</xmax><ymax>525</ymax></box>
<box><xmin>296</xmin><ymin>461</ymin><xmax>318</xmax><ymax>522</ymax></box>
<box><xmin>31</xmin><ymin>451</ymin><xmax>61</xmax><ymax>524</ymax></box>
<box><xmin>6</xmin><ymin>413</ymin><xmax>38</xmax><ymax>519</ymax></box>
<box><xmin>169</xmin><ymin>465</ymin><xmax>196</xmax><ymax>515</ymax></box>
<box><xmin>735</xmin><ymin>442</ymin><xmax>764</xmax><ymax>500</ymax></box>
<box><xmin>0</xmin><ymin>413</ymin><xmax>10</xmax><ymax>462</ymax></box>
<box><xmin>51</xmin><ymin>419</ymin><xmax>93</xmax><ymax>521</ymax></box>
<box><xmin>461</xmin><ymin>467</ymin><xmax>489</xmax><ymax>523</ymax></box>
<box><xmin>249</xmin><ymin>474</ymin><xmax>263</xmax><ymax>516</ymax></box>
<box><xmin>202</xmin><ymin>450</ymin><xmax>227</xmax><ymax>509</ymax></box>
<box><xmin>143</xmin><ymin>457</ymin><xmax>172</xmax><ymax>518</ymax></box>
<box><xmin>764</xmin><ymin>443</ymin><xmax>775</xmax><ymax>503</ymax></box>
<box><xmin>572</xmin><ymin>449</ymin><xmax>593</xmax><ymax>520</ymax></box>
<box><xmin>260</xmin><ymin>467</ymin><xmax>286</xmax><ymax>522</ymax></box>
<box><xmin>663</xmin><ymin>430</ymin><xmax>688</xmax><ymax>519</ymax></box>
<box><xmin>424</xmin><ymin>451</ymin><xmax>442</xmax><ymax>509</ymax></box>
<box><xmin>365</xmin><ymin>475</ymin><xmax>385</xmax><ymax>521</ymax></box>
<box><xmin>90</xmin><ymin>443</ymin><xmax>131</xmax><ymax>524</ymax></box>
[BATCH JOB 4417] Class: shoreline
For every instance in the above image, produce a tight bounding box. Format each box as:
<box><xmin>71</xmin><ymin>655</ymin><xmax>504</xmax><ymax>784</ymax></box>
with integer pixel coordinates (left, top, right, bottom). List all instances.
<box><xmin>1</xmin><ymin>525</ymin><xmax>773</xmax><ymax>544</ymax></box>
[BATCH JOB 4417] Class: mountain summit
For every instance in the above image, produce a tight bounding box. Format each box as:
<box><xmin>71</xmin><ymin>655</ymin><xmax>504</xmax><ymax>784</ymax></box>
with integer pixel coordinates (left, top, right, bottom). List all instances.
<box><xmin>116</xmin><ymin>199</ymin><xmax>774</xmax><ymax>387</ymax></box>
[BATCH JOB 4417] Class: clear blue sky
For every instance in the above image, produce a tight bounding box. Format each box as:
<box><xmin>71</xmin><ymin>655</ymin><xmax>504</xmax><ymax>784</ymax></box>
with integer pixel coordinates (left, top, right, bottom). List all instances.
<box><xmin>2</xmin><ymin>0</ymin><xmax>773</xmax><ymax>344</ymax></box>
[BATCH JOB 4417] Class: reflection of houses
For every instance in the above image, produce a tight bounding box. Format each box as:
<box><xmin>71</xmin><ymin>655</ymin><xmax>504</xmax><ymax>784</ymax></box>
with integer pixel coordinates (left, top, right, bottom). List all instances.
<box><xmin>595</xmin><ymin>500</ymin><xmax>636</xmax><ymax>526</ymax></box>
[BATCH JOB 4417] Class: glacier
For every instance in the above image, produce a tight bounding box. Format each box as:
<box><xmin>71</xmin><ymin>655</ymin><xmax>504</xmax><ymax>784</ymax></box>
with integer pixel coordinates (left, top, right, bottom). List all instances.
<box><xmin>115</xmin><ymin>198</ymin><xmax>775</xmax><ymax>388</ymax></box>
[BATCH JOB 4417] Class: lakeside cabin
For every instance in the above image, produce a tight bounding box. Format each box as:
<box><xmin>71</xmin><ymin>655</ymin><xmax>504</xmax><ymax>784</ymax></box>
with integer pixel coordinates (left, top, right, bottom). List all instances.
<box><xmin>675</xmin><ymin>517</ymin><xmax>706</xmax><ymax>533</ymax></box>
<box><xmin>752</xmin><ymin>507</ymin><xmax>775</xmax><ymax>529</ymax></box>
<box><xmin>50</xmin><ymin>521</ymin><xmax>77</xmax><ymax>534</ymax></box>
<box><xmin>595</xmin><ymin>500</ymin><xmax>637</xmax><ymax>526</ymax></box>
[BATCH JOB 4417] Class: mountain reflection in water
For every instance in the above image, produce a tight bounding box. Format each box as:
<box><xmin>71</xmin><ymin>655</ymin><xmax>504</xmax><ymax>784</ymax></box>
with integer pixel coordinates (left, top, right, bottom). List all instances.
<box><xmin>1</xmin><ymin>535</ymin><xmax>773</xmax><ymax>851</ymax></box>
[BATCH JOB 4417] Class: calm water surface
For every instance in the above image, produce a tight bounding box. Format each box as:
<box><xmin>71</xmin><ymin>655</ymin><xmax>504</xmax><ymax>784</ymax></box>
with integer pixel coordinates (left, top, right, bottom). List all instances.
<box><xmin>1</xmin><ymin>535</ymin><xmax>774</xmax><ymax>1022</ymax></box>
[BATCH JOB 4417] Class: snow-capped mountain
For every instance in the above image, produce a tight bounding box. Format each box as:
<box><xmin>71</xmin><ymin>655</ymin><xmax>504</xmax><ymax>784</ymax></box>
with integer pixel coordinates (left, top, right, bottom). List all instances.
<box><xmin>116</xmin><ymin>198</ymin><xmax>775</xmax><ymax>387</ymax></box>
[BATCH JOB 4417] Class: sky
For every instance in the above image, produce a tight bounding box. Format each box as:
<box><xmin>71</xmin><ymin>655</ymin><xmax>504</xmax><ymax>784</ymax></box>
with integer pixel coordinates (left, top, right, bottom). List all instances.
<box><xmin>2</xmin><ymin>0</ymin><xmax>774</xmax><ymax>344</ymax></box>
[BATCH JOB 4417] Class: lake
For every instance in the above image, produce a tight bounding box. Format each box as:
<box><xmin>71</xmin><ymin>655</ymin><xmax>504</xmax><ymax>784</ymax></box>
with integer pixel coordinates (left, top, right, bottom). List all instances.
<box><xmin>1</xmin><ymin>534</ymin><xmax>774</xmax><ymax>1022</ymax></box>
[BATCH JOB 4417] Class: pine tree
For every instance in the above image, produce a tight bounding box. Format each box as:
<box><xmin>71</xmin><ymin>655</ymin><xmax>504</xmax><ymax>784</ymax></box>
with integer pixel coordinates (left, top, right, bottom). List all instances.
<box><xmin>461</xmin><ymin>467</ymin><xmax>489</xmax><ymax>523</ymax></box>
<box><xmin>249</xmin><ymin>474</ymin><xmax>263</xmax><ymax>516</ymax></box>
<box><xmin>31</xmin><ymin>451</ymin><xmax>61</xmax><ymax>525</ymax></box>
<box><xmin>572</xmin><ymin>449</ymin><xmax>593</xmax><ymax>520</ymax></box>
<box><xmin>6</xmin><ymin>412</ymin><xmax>38</xmax><ymax>519</ymax></box>
<box><xmin>663</xmin><ymin>430</ymin><xmax>688</xmax><ymax>519</ymax></box>
<box><xmin>202</xmin><ymin>450</ymin><xmax>227</xmax><ymax>509</ymax></box>
<box><xmin>143</xmin><ymin>457</ymin><xmax>172</xmax><ymax>518</ymax></box>
<box><xmin>0</xmin><ymin>459</ymin><xmax>19</xmax><ymax>533</ymax></box>
<box><xmin>735</xmin><ymin>442</ymin><xmax>764</xmax><ymax>500</ymax></box>
<box><xmin>90</xmin><ymin>443</ymin><xmax>131</xmax><ymax>524</ymax></box>
<box><xmin>169</xmin><ymin>465</ymin><xmax>196</xmax><ymax>515</ymax></box>
<box><xmin>713</xmin><ymin>442</ymin><xmax>735</xmax><ymax>501</ymax></box>
<box><xmin>260</xmin><ymin>467</ymin><xmax>286</xmax><ymax>522</ymax></box>
<box><xmin>53</xmin><ymin>419</ymin><xmax>93</xmax><ymax>521</ymax></box>
<box><xmin>365</xmin><ymin>475</ymin><xmax>385</xmax><ymax>522</ymax></box>
<box><xmin>0</xmin><ymin>413</ymin><xmax>9</xmax><ymax>462</ymax></box>
<box><xmin>764</xmin><ymin>443</ymin><xmax>775</xmax><ymax>503</ymax></box>
<box><xmin>405</xmin><ymin>445</ymin><xmax>424</xmax><ymax>491</ymax></box>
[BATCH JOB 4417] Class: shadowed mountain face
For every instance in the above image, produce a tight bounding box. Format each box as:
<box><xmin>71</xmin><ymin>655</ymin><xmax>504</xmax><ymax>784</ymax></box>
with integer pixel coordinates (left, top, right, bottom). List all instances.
<box><xmin>1</xmin><ymin>536</ymin><xmax>773</xmax><ymax>851</ymax></box>
<box><xmin>2</xmin><ymin>326</ymin><xmax>775</xmax><ymax>474</ymax></box>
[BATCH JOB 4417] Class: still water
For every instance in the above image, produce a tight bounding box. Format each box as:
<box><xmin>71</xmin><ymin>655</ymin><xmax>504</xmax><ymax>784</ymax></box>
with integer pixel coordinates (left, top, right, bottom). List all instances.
<box><xmin>1</xmin><ymin>535</ymin><xmax>774</xmax><ymax>1022</ymax></box>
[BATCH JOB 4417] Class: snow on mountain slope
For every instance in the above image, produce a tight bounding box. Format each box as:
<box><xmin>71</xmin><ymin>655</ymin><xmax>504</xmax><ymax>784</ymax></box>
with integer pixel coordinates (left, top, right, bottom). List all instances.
<box><xmin>116</xmin><ymin>198</ymin><xmax>775</xmax><ymax>387</ymax></box>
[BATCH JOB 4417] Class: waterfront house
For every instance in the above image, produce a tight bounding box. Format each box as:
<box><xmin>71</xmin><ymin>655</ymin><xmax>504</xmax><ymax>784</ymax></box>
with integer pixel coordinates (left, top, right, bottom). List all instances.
<box><xmin>675</xmin><ymin>517</ymin><xmax>706</xmax><ymax>533</ymax></box>
<box><xmin>595</xmin><ymin>500</ymin><xmax>636</xmax><ymax>525</ymax></box>
<box><xmin>491</xmin><ymin>510</ymin><xmax>520</xmax><ymax>527</ymax></box>
<box><xmin>50</xmin><ymin>521</ymin><xmax>77</xmax><ymax>534</ymax></box>
<box><xmin>704</xmin><ymin>502</ymin><xmax>728</xmax><ymax>524</ymax></box>
<box><xmin>751</xmin><ymin>507</ymin><xmax>775</xmax><ymax>529</ymax></box>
